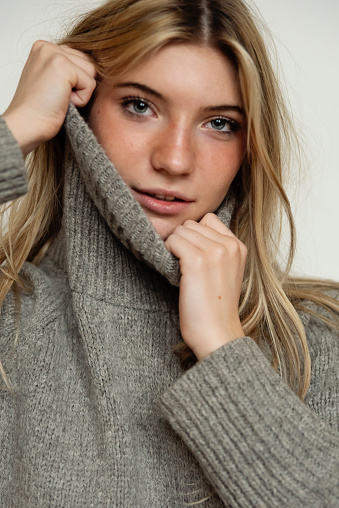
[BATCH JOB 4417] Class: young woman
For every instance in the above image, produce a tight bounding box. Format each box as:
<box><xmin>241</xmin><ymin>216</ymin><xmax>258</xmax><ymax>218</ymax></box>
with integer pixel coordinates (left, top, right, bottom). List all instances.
<box><xmin>1</xmin><ymin>0</ymin><xmax>339</xmax><ymax>506</ymax></box>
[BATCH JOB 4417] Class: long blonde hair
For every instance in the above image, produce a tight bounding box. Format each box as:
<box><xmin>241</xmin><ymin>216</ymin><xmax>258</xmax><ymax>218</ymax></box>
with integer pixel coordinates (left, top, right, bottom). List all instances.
<box><xmin>1</xmin><ymin>0</ymin><xmax>339</xmax><ymax>397</ymax></box>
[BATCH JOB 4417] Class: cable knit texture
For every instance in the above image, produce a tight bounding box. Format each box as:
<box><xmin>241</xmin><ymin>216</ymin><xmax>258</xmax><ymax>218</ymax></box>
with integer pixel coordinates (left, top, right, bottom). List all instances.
<box><xmin>0</xmin><ymin>104</ymin><xmax>338</xmax><ymax>507</ymax></box>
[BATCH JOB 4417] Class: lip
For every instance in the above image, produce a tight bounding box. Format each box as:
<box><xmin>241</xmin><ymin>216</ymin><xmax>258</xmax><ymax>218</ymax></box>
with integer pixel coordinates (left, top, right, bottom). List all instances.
<box><xmin>132</xmin><ymin>187</ymin><xmax>193</xmax><ymax>215</ymax></box>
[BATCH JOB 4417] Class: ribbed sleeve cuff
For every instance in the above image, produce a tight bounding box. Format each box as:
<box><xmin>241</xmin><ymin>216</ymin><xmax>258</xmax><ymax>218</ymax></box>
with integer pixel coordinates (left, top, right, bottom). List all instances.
<box><xmin>0</xmin><ymin>116</ymin><xmax>28</xmax><ymax>204</ymax></box>
<box><xmin>159</xmin><ymin>337</ymin><xmax>339</xmax><ymax>507</ymax></box>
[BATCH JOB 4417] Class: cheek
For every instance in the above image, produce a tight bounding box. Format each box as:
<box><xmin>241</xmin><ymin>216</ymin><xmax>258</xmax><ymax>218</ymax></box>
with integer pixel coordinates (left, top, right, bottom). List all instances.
<box><xmin>204</xmin><ymin>142</ymin><xmax>245</xmax><ymax>205</ymax></box>
<box><xmin>90</xmin><ymin>104</ymin><xmax>137</xmax><ymax>166</ymax></box>
<box><xmin>224</xmin><ymin>136</ymin><xmax>246</xmax><ymax>168</ymax></box>
<box><xmin>207</xmin><ymin>143</ymin><xmax>244</xmax><ymax>182</ymax></box>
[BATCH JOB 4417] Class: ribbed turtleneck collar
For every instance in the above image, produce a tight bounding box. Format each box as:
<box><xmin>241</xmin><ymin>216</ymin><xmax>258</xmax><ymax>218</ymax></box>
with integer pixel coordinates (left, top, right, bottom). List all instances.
<box><xmin>52</xmin><ymin>103</ymin><xmax>235</xmax><ymax>291</ymax></box>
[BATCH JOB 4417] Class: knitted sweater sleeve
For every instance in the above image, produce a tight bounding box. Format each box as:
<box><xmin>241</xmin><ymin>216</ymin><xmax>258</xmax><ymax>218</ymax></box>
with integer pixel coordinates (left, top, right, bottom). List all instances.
<box><xmin>159</xmin><ymin>316</ymin><xmax>339</xmax><ymax>507</ymax></box>
<box><xmin>0</xmin><ymin>115</ymin><xmax>28</xmax><ymax>204</ymax></box>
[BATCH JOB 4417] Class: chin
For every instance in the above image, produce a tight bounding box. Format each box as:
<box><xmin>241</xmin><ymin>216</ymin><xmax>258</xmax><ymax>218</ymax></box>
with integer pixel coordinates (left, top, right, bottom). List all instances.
<box><xmin>149</xmin><ymin>217</ymin><xmax>177</xmax><ymax>241</ymax></box>
<box><xmin>155</xmin><ymin>228</ymin><xmax>173</xmax><ymax>242</ymax></box>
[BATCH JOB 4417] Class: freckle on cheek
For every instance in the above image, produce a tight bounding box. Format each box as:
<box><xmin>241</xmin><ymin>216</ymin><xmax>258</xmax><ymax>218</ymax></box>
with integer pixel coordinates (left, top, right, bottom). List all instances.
<box><xmin>218</xmin><ymin>296</ymin><xmax>222</xmax><ymax>300</ymax></box>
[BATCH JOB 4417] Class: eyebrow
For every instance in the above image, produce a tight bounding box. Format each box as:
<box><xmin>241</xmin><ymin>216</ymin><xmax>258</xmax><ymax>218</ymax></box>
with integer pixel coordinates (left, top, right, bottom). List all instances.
<box><xmin>115</xmin><ymin>82</ymin><xmax>164</xmax><ymax>100</ymax></box>
<box><xmin>203</xmin><ymin>104</ymin><xmax>244</xmax><ymax>116</ymax></box>
<box><xmin>114</xmin><ymin>81</ymin><xmax>245</xmax><ymax>116</ymax></box>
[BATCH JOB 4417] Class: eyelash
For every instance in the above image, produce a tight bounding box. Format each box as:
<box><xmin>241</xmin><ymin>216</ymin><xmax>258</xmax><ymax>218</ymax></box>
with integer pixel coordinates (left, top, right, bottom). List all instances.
<box><xmin>120</xmin><ymin>96</ymin><xmax>154</xmax><ymax>117</ymax></box>
<box><xmin>204</xmin><ymin>117</ymin><xmax>241</xmax><ymax>135</ymax></box>
<box><xmin>120</xmin><ymin>97</ymin><xmax>241</xmax><ymax>135</ymax></box>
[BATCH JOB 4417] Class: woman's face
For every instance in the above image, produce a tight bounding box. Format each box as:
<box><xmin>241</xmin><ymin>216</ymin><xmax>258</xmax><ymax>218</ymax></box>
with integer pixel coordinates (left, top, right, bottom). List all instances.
<box><xmin>89</xmin><ymin>44</ymin><xmax>246</xmax><ymax>239</ymax></box>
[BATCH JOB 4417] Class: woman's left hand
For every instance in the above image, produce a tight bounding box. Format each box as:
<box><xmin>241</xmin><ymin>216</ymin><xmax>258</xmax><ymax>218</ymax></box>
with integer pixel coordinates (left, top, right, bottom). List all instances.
<box><xmin>165</xmin><ymin>213</ymin><xmax>247</xmax><ymax>361</ymax></box>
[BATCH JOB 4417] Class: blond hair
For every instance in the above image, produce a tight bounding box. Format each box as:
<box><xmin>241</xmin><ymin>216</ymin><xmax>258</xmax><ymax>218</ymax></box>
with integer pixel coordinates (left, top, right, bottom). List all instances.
<box><xmin>1</xmin><ymin>0</ymin><xmax>339</xmax><ymax>398</ymax></box>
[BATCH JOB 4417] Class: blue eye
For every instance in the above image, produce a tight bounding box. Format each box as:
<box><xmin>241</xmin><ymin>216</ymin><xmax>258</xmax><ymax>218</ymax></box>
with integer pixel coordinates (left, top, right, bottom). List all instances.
<box><xmin>208</xmin><ymin>117</ymin><xmax>241</xmax><ymax>134</ymax></box>
<box><xmin>132</xmin><ymin>100</ymin><xmax>149</xmax><ymax>114</ymax></box>
<box><xmin>210</xmin><ymin>118</ymin><xmax>230</xmax><ymax>131</ymax></box>
<box><xmin>122</xmin><ymin>97</ymin><xmax>153</xmax><ymax>117</ymax></box>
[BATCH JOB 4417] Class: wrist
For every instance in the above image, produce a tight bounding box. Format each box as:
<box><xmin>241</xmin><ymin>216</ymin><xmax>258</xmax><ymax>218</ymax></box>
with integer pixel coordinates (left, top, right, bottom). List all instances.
<box><xmin>192</xmin><ymin>324</ymin><xmax>245</xmax><ymax>361</ymax></box>
<box><xmin>3</xmin><ymin>109</ymin><xmax>45</xmax><ymax>157</ymax></box>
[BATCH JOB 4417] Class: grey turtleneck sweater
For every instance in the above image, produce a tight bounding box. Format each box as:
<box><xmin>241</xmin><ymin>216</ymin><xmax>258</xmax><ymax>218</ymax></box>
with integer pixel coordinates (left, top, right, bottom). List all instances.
<box><xmin>0</xmin><ymin>105</ymin><xmax>339</xmax><ymax>507</ymax></box>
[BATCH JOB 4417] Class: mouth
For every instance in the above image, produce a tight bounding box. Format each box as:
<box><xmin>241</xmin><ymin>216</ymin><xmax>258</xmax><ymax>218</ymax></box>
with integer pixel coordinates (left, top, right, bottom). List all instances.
<box><xmin>142</xmin><ymin>192</ymin><xmax>184</xmax><ymax>202</ymax></box>
<box><xmin>132</xmin><ymin>188</ymin><xmax>193</xmax><ymax>214</ymax></box>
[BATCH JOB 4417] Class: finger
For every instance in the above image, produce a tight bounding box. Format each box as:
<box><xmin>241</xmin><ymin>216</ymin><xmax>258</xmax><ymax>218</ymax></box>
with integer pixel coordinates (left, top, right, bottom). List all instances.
<box><xmin>59</xmin><ymin>44</ymin><xmax>92</xmax><ymax>60</ymax></box>
<box><xmin>165</xmin><ymin>229</ymin><xmax>200</xmax><ymax>262</ymax></box>
<box><xmin>69</xmin><ymin>68</ymin><xmax>97</xmax><ymax>106</ymax></box>
<box><xmin>174</xmin><ymin>224</ymin><xmax>221</xmax><ymax>251</ymax></box>
<box><xmin>60</xmin><ymin>52</ymin><xmax>97</xmax><ymax>106</ymax></box>
<box><xmin>199</xmin><ymin>212</ymin><xmax>236</xmax><ymax>237</ymax></box>
<box><xmin>59</xmin><ymin>46</ymin><xmax>97</xmax><ymax>78</ymax></box>
<box><xmin>33</xmin><ymin>41</ymin><xmax>97</xmax><ymax>84</ymax></box>
<box><xmin>180</xmin><ymin>220</ymin><xmax>247</xmax><ymax>258</ymax></box>
<box><xmin>183</xmin><ymin>219</ymin><xmax>236</xmax><ymax>244</ymax></box>
<box><xmin>172</xmin><ymin>225</ymin><xmax>244</xmax><ymax>264</ymax></box>
<box><xmin>33</xmin><ymin>41</ymin><xmax>94</xmax><ymax>71</ymax></box>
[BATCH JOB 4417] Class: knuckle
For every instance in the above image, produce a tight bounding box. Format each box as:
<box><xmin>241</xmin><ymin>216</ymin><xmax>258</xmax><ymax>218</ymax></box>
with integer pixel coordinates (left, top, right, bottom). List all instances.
<box><xmin>209</xmin><ymin>244</ymin><xmax>227</xmax><ymax>263</ymax></box>
<box><xmin>226</xmin><ymin>236</ymin><xmax>239</xmax><ymax>253</ymax></box>
<box><xmin>52</xmin><ymin>51</ymin><xmax>68</xmax><ymax>65</ymax></box>
<box><xmin>240</xmin><ymin>242</ymin><xmax>248</xmax><ymax>257</ymax></box>
<box><xmin>33</xmin><ymin>40</ymin><xmax>55</xmax><ymax>56</ymax></box>
<box><xmin>32</xmin><ymin>41</ymin><xmax>67</xmax><ymax>69</ymax></box>
<box><xmin>31</xmin><ymin>40</ymin><xmax>47</xmax><ymax>58</ymax></box>
<box><xmin>219</xmin><ymin>237</ymin><xmax>246</xmax><ymax>260</ymax></box>
<box><xmin>89</xmin><ymin>64</ymin><xmax>97</xmax><ymax>79</ymax></box>
<box><xmin>201</xmin><ymin>212</ymin><xmax>216</xmax><ymax>225</ymax></box>
<box><xmin>32</xmin><ymin>39</ymin><xmax>46</xmax><ymax>50</ymax></box>
<box><xmin>183</xmin><ymin>219</ymin><xmax>196</xmax><ymax>228</ymax></box>
<box><xmin>174</xmin><ymin>224</ymin><xmax>185</xmax><ymax>235</ymax></box>
<box><xmin>192</xmin><ymin>252</ymin><xmax>204</xmax><ymax>269</ymax></box>
<box><xmin>166</xmin><ymin>231</ymin><xmax>177</xmax><ymax>241</ymax></box>
<box><xmin>90</xmin><ymin>78</ymin><xmax>97</xmax><ymax>91</ymax></box>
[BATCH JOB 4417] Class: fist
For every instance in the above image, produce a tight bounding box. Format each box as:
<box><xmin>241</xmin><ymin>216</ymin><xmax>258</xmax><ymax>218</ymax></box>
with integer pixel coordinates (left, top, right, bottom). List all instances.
<box><xmin>165</xmin><ymin>213</ymin><xmax>247</xmax><ymax>360</ymax></box>
<box><xmin>3</xmin><ymin>40</ymin><xmax>97</xmax><ymax>155</ymax></box>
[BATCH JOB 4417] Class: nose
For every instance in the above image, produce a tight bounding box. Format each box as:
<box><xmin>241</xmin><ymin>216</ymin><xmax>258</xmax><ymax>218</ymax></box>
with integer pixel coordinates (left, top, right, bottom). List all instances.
<box><xmin>150</xmin><ymin>122</ymin><xmax>195</xmax><ymax>176</ymax></box>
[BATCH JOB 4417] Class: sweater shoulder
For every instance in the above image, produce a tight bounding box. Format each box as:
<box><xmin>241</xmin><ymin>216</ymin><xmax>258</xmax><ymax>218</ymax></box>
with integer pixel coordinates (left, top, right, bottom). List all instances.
<box><xmin>0</xmin><ymin>258</ymin><xmax>71</xmax><ymax>352</ymax></box>
<box><xmin>297</xmin><ymin>290</ymin><xmax>339</xmax><ymax>427</ymax></box>
<box><xmin>299</xmin><ymin>289</ymin><xmax>339</xmax><ymax>356</ymax></box>
<box><xmin>0</xmin><ymin>115</ymin><xmax>28</xmax><ymax>203</ymax></box>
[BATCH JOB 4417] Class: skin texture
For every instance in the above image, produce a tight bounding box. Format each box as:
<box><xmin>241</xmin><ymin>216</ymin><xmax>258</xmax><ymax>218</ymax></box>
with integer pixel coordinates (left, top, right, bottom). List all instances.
<box><xmin>3</xmin><ymin>41</ymin><xmax>247</xmax><ymax>360</ymax></box>
<box><xmin>89</xmin><ymin>44</ymin><xmax>246</xmax><ymax>241</ymax></box>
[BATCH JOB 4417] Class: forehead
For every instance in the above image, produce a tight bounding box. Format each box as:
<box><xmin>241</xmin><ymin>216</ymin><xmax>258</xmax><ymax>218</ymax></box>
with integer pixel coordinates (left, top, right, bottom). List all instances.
<box><xmin>114</xmin><ymin>43</ymin><xmax>243</xmax><ymax>108</ymax></box>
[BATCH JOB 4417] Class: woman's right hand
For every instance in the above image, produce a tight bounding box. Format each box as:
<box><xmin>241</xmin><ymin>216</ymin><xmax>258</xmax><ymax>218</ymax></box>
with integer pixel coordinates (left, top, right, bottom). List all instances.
<box><xmin>2</xmin><ymin>40</ymin><xmax>97</xmax><ymax>156</ymax></box>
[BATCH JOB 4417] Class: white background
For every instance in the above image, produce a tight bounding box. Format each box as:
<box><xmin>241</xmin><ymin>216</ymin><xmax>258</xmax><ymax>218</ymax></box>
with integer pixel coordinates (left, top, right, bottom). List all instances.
<box><xmin>0</xmin><ymin>0</ymin><xmax>338</xmax><ymax>280</ymax></box>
